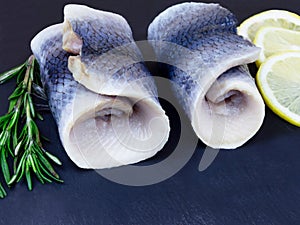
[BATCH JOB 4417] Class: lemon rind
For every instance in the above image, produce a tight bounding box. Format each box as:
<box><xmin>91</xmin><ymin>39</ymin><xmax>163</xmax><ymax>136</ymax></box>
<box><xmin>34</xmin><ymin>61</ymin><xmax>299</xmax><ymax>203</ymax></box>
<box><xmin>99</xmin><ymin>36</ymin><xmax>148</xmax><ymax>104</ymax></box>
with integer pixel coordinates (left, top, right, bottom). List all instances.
<box><xmin>256</xmin><ymin>52</ymin><xmax>300</xmax><ymax>127</ymax></box>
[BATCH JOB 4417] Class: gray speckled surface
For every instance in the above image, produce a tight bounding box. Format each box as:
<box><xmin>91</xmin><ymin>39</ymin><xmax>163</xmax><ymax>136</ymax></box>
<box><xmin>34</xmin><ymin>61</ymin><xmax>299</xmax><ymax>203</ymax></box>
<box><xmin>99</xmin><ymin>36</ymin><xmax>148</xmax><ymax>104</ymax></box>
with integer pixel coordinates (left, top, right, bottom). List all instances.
<box><xmin>0</xmin><ymin>0</ymin><xmax>300</xmax><ymax>224</ymax></box>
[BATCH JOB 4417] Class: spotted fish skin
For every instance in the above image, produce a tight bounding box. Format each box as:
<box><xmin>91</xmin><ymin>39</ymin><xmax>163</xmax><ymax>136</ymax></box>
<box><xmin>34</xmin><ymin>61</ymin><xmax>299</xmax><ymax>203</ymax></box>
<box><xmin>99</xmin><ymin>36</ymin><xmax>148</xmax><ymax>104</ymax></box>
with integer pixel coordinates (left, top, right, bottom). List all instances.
<box><xmin>64</xmin><ymin>5</ymin><xmax>158</xmax><ymax>99</ymax></box>
<box><xmin>67</xmin><ymin>14</ymin><xmax>145</xmax><ymax>81</ymax></box>
<box><xmin>31</xmin><ymin>5</ymin><xmax>170</xmax><ymax>169</ymax></box>
<box><xmin>148</xmin><ymin>2</ymin><xmax>265</xmax><ymax>149</ymax></box>
<box><xmin>32</xmin><ymin>4</ymin><xmax>160</xmax><ymax>123</ymax></box>
<box><xmin>33</xmin><ymin>25</ymin><xmax>78</xmax><ymax>123</ymax></box>
<box><xmin>148</xmin><ymin>3</ymin><xmax>259</xmax><ymax>116</ymax></box>
<box><xmin>150</xmin><ymin>3</ymin><xmax>237</xmax><ymax>44</ymax></box>
<box><xmin>68</xmin><ymin>18</ymin><xmax>133</xmax><ymax>56</ymax></box>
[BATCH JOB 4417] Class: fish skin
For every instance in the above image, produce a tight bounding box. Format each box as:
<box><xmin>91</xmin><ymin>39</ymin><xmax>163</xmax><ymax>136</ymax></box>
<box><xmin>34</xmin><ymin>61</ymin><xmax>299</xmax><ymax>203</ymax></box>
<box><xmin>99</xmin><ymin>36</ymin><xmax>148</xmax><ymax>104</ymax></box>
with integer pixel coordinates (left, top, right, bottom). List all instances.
<box><xmin>64</xmin><ymin>5</ymin><xmax>158</xmax><ymax>99</ymax></box>
<box><xmin>32</xmin><ymin>25</ymin><xmax>78</xmax><ymax>123</ymax></box>
<box><xmin>148</xmin><ymin>3</ymin><xmax>260</xmax><ymax>117</ymax></box>
<box><xmin>32</xmin><ymin>4</ymin><xmax>162</xmax><ymax>123</ymax></box>
<box><xmin>148</xmin><ymin>2</ymin><xmax>264</xmax><ymax>148</ymax></box>
<box><xmin>149</xmin><ymin>3</ymin><xmax>237</xmax><ymax>44</ymax></box>
<box><xmin>31</xmin><ymin>5</ymin><xmax>170</xmax><ymax>168</ymax></box>
<box><xmin>68</xmin><ymin>16</ymin><xmax>133</xmax><ymax>56</ymax></box>
<box><xmin>162</xmin><ymin>32</ymin><xmax>259</xmax><ymax>115</ymax></box>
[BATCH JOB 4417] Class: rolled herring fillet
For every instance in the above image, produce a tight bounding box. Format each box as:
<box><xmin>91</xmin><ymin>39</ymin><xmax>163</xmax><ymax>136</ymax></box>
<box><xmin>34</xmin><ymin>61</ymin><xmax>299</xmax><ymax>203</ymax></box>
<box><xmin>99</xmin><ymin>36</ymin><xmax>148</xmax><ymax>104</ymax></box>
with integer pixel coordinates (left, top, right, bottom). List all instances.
<box><xmin>31</xmin><ymin>4</ymin><xmax>170</xmax><ymax>169</ymax></box>
<box><xmin>148</xmin><ymin>2</ymin><xmax>265</xmax><ymax>149</ymax></box>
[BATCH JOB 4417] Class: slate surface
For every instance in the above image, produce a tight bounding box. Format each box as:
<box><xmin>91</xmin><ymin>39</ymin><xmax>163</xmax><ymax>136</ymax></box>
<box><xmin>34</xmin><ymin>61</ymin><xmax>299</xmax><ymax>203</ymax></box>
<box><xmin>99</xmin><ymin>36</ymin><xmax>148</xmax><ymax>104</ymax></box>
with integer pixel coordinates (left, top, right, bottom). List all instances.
<box><xmin>0</xmin><ymin>0</ymin><xmax>299</xmax><ymax>224</ymax></box>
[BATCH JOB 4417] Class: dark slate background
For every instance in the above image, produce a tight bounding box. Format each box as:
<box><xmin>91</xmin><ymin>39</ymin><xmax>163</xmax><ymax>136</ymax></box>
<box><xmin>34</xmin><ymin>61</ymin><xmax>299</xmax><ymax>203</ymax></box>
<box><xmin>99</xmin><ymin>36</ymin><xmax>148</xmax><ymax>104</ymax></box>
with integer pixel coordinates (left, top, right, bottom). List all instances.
<box><xmin>0</xmin><ymin>0</ymin><xmax>300</xmax><ymax>224</ymax></box>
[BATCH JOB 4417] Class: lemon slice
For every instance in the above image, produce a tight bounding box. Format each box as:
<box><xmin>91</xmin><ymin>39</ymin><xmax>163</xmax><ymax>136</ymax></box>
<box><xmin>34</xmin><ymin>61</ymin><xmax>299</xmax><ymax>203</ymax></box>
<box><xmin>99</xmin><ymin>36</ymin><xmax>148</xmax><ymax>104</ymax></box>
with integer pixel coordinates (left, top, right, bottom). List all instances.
<box><xmin>256</xmin><ymin>52</ymin><xmax>300</xmax><ymax>126</ymax></box>
<box><xmin>254</xmin><ymin>27</ymin><xmax>300</xmax><ymax>65</ymax></box>
<box><xmin>238</xmin><ymin>10</ymin><xmax>300</xmax><ymax>42</ymax></box>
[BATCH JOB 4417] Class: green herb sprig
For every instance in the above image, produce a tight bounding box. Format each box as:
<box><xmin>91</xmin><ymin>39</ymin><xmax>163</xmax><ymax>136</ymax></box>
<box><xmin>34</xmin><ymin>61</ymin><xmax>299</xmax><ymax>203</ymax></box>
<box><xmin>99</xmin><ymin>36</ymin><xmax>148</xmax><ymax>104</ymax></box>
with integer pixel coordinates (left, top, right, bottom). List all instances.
<box><xmin>0</xmin><ymin>55</ymin><xmax>63</xmax><ymax>198</ymax></box>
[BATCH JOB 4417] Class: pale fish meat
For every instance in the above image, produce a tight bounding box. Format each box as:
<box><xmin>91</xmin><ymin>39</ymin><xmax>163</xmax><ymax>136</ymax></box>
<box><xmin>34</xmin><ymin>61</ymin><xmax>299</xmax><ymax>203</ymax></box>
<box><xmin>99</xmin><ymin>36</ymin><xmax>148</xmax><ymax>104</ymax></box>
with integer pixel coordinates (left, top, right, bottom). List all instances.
<box><xmin>148</xmin><ymin>2</ymin><xmax>265</xmax><ymax>149</ymax></box>
<box><xmin>31</xmin><ymin>4</ymin><xmax>170</xmax><ymax>169</ymax></box>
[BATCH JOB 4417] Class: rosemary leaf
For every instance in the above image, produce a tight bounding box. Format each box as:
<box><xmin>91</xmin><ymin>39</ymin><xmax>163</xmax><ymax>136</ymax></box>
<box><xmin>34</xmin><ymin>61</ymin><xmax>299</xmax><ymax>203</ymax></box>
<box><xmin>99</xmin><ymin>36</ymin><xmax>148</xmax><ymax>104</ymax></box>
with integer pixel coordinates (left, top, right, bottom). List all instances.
<box><xmin>27</xmin><ymin>95</ymin><xmax>35</xmax><ymax>118</ymax></box>
<box><xmin>36</xmin><ymin>150</ymin><xmax>59</xmax><ymax>179</ymax></box>
<box><xmin>32</xmin><ymin>83</ymin><xmax>47</xmax><ymax>100</ymax></box>
<box><xmin>16</xmin><ymin>156</ymin><xmax>26</xmax><ymax>183</ymax></box>
<box><xmin>25</xmin><ymin>161</ymin><xmax>32</xmax><ymax>191</ymax></box>
<box><xmin>14</xmin><ymin>141</ymin><xmax>22</xmax><ymax>156</ymax></box>
<box><xmin>37</xmin><ymin>160</ymin><xmax>63</xmax><ymax>183</ymax></box>
<box><xmin>36</xmin><ymin>113</ymin><xmax>44</xmax><ymax>121</ymax></box>
<box><xmin>0</xmin><ymin>183</ymin><xmax>7</xmax><ymax>198</ymax></box>
<box><xmin>45</xmin><ymin>151</ymin><xmax>62</xmax><ymax>165</ymax></box>
<box><xmin>0</xmin><ymin>149</ymin><xmax>11</xmax><ymax>184</ymax></box>
<box><xmin>0</xmin><ymin>63</ymin><xmax>25</xmax><ymax>84</ymax></box>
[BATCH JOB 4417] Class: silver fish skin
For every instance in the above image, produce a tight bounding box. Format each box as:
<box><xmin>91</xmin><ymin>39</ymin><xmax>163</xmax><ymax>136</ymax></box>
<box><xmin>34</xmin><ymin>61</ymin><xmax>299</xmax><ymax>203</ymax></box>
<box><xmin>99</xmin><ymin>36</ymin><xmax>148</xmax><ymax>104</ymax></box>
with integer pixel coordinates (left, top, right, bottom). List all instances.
<box><xmin>148</xmin><ymin>2</ymin><xmax>265</xmax><ymax>149</ymax></box>
<box><xmin>31</xmin><ymin>5</ymin><xmax>170</xmax><ymax>169</ymax></box>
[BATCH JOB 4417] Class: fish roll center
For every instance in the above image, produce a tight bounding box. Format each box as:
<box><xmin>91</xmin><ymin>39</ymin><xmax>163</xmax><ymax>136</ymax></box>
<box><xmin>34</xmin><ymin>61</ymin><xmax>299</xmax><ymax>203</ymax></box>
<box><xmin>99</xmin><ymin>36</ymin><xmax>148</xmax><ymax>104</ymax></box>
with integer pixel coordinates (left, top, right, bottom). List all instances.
<box><xmin>96</xmin><ymin>108</ymin><xmax>128</xmax><ymax>122</ymax></box>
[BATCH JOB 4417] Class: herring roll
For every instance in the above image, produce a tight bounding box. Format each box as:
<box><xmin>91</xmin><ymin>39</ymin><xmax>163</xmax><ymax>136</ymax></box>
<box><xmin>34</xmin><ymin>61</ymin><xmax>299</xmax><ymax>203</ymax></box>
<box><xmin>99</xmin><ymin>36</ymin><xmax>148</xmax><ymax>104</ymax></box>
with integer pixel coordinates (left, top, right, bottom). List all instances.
<box><xmin>31</xmin><ymin>5</ymin><xmax>170</xmax><ymax>169</ymax></box>
<box><xmin>148</xmin><ymin>2</ymin><xmax>264</xmax><ymax>148</ymax></box>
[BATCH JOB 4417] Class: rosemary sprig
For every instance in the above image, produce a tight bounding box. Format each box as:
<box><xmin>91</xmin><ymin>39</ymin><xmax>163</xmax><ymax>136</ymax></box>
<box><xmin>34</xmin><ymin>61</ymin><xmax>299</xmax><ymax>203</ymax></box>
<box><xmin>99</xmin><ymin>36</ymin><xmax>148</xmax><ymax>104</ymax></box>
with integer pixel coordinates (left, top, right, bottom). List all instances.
<box><xmin>0</xmin><ymin>55</ymin><xmax>63</xmax><ymax>197</ymax></box>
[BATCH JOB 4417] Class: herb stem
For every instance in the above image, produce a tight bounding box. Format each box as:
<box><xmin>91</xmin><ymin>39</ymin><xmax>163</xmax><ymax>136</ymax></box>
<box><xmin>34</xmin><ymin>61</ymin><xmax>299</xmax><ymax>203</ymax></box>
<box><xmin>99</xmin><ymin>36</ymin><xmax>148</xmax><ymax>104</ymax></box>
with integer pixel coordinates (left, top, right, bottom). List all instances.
<box><xmin>0</xmin><ymin>55</ymin><xmax>63</xmax><ymax>197</ymax></box>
